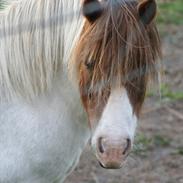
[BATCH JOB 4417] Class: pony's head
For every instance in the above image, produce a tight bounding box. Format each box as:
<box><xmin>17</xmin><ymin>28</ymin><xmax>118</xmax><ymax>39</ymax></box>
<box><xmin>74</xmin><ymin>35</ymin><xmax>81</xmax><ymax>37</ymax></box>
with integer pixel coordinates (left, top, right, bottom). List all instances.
<box><xmin>71</xmin><ymin>0</ymin><xmax>161</xmax><ymax>169</ymax></box>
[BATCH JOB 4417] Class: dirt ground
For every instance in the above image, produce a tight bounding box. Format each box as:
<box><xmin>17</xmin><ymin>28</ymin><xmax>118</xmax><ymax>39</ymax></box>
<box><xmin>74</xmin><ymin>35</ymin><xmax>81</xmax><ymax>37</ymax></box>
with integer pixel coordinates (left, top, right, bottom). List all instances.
<box><xmin>65</xmin><ymin>21</ymin><xmax>183</xmax><ymax>183</ymax></box>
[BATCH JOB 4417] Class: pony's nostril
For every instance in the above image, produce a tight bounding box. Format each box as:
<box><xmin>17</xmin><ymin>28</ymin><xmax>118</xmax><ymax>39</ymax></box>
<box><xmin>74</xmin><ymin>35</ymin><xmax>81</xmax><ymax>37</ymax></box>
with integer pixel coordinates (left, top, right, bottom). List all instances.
<box><xmin>98</xmin><ymin>137</ymin><xmax>105</xmax><ymax>154</ymax></box>
<box><xmin>122</xmin><ymin>138</ymin><xmax>131</xmax><ymax>155</ymax></box>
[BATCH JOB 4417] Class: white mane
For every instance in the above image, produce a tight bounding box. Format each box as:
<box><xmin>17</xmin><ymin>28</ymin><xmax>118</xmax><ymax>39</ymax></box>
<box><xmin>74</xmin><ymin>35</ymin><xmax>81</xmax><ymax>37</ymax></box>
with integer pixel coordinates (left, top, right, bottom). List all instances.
<box><xmin>0</xmin><ymin>0</ymin><xmax>83</xmax><ymax>102</ymax></box>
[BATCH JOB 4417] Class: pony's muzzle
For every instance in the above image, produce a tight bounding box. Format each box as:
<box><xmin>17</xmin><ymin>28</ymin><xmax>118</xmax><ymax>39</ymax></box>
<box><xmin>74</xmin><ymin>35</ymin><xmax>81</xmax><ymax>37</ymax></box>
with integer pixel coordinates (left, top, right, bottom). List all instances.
<box><xmin>96</xmin><ymin>137</ymin><xmax>131</xmax><ymax>169</ymax></box>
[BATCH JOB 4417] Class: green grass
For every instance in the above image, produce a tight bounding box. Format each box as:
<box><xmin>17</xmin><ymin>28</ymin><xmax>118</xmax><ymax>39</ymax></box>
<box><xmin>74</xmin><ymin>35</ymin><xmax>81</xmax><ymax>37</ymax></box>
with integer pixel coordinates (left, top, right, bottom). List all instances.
<box><xmin>177</xmin><ymin>147</ymin><xmax>183</xmax><ymax>156</ymax></box>
<box><xmin>157</xmin><ymin>0</ymin><xmax>183</xmax><ymax>25</ymax></box>
<box><xmin>171</xmin><ymin>147</ymin><xmax>183</xmax><ymax>156</ymax></box>
<box><xmin>153</xmin><ymin>135</ymin><xmax>170</xmax><ymax>147</ymax></box>
<box><xmin>133</xmin><ymin>134</ymin><xmax>171</xmax><ymax>156</ymax></box>
<box><xmin>147</xmin><ymin>84</ymin><xmax>183</xmax><ymax>102</ymax></box>
<box><xmin>160</xmin><ymin>84</ymin><xmax>183</xmax><ymax>101</ymax></box>
<box><xmin>133</xmin><ymin>135</ymin><xmax>152</xmax><ymax>156</ymax></box>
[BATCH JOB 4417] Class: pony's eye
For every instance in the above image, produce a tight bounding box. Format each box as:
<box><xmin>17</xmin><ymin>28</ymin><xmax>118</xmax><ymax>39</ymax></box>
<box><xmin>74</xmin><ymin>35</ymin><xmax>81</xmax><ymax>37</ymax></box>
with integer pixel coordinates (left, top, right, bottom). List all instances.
<box><xmin>85</xmin><ymin>60</ymin><xmax>95</xmax><ymax>71</ymax></box>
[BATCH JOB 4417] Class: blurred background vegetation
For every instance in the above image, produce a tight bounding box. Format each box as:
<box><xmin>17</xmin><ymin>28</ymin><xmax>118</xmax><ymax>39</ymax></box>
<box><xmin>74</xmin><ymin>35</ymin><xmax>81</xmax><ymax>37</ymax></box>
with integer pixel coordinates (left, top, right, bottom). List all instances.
<box><xmin>157</xmin><ymin>0</ymin><xmax>183</xmax><ymax>25</ymax></box>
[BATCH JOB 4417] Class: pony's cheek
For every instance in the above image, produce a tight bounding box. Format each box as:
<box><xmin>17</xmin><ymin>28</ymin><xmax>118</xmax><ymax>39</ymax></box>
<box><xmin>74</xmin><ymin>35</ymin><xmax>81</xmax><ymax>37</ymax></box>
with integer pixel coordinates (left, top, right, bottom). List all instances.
<box><xmin>81</xmin><ymin>99</ymin><xmax>100</xmax><ymax>128</ymax></box>
<box><xmin>80</xmin><ymin>96</ymin><xmax>106</xmax><ymax>130</ymax></box>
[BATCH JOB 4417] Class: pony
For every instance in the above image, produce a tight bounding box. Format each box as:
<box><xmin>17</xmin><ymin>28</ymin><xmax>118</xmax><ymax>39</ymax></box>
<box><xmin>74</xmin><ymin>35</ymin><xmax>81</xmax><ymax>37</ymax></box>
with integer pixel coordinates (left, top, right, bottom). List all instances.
<box><xmin>0</xmin><ymin>0</ymin><xmax>161</xmax><ymax>182</ymax></box>
<box><xmin>71</xmin><ymin>0</ymin><xmax>161</xmax><ymax>169</ymax></box>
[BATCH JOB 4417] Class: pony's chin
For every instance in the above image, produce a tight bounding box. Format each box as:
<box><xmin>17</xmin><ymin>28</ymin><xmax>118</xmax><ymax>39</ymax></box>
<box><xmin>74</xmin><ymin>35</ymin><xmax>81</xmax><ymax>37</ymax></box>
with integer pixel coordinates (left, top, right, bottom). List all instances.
<box><xmin>98</xmin><ymin>161</ymin><xmax>122</xmax><ymax>169</ymax></box>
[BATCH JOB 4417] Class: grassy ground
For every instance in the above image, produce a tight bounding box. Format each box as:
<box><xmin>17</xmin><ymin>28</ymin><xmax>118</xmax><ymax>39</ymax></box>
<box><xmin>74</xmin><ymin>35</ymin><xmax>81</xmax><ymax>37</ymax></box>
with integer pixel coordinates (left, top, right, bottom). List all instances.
<box><xmin>157</xmin><ymin>0</ymin><xmax>183</xmax><ymax>25</ymax></box>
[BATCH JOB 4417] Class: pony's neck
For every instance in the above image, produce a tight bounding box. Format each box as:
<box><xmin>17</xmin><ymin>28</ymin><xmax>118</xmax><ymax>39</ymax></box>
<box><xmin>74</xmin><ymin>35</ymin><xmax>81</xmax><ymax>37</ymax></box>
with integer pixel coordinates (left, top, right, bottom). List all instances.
<box><xmin>0</xmin><ymin>0</ymin><xmax>84</xmax><ymax>102</ymax></box>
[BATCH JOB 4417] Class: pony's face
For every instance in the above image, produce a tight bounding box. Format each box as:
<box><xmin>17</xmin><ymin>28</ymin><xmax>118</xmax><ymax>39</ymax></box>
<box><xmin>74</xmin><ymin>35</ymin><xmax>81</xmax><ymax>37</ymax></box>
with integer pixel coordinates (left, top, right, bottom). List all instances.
<box><xmin>72</xmin><ymin>0</ymin><xmax>161</xmax><ymax>169</ymax></box>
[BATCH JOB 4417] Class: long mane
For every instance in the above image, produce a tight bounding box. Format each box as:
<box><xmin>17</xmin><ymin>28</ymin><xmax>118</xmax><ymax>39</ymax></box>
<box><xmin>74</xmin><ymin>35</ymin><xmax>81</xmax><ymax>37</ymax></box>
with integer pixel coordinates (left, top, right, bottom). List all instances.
<box><xmin>0</xmin><ymin>0</ymin><xmax>83</xmax><ymax>102</ymax></box>
<box><xmin>70</xmin><ymin>0</ymin><xmax>162</xmax><ymax>115</ymax></box>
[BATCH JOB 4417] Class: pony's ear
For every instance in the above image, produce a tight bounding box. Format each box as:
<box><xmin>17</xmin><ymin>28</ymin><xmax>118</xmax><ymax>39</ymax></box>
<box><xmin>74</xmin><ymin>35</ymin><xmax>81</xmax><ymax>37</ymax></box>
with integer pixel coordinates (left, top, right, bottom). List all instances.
<box><xmin>137</xmin><ymin>0</ymin><xmax>157</xmax><ymax>25</ymax></box>
<box><xmin>82</xmin><ymin>0</ymin><xmax>103</xmax><ymax>23</ymax></box>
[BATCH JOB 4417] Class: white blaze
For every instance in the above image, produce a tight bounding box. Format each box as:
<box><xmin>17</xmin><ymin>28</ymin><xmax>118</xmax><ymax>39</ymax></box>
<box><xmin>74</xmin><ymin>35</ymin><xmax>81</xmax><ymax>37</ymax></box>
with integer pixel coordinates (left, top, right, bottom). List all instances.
<box><xmin>92</xmin><ymin>87</ymin><xmax>137</xmax><ymax>148</ymax></box>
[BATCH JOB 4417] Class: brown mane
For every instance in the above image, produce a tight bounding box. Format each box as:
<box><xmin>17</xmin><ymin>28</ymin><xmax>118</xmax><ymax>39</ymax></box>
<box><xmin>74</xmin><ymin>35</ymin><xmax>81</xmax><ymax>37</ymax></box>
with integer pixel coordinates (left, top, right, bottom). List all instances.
<box><xmin>70</xmin><ymin>0</ymin><xmax>162</xmax><ymax>116</ymax></box>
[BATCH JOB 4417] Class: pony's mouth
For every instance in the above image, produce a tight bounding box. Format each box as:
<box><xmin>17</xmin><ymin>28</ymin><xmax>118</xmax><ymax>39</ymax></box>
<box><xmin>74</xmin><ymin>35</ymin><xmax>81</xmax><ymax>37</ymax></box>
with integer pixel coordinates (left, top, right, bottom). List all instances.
<box><xmin>98</xmin><ymin>161</ymin><xmax>122</xmax><ymax>169</ymax></box>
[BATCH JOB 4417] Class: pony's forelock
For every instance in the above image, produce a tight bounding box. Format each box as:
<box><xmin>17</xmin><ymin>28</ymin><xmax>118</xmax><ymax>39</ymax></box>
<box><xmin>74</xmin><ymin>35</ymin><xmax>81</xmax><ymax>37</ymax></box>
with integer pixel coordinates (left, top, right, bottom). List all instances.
<box><xmin>70</xmin><ymin>0</ymin><xmax>162</xmax><ymax>115</ymax></box>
